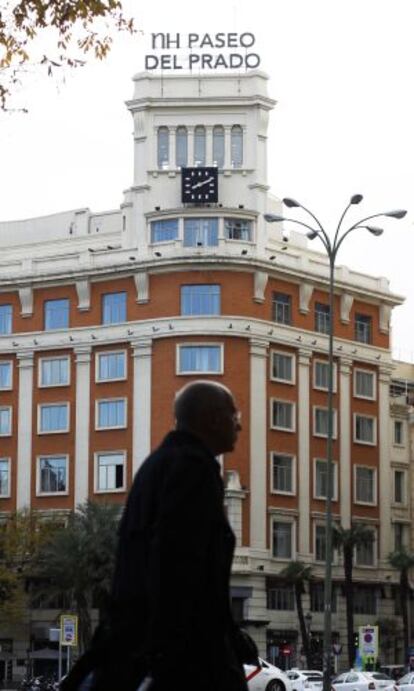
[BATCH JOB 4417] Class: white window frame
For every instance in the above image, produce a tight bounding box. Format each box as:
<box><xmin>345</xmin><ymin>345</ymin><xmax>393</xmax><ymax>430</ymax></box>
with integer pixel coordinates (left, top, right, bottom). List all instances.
<box><xmin>36</xmin><ymin>454</ymin><xmax>69</xmax><ymax>496</ymax></box>
<box><xmin>313</xmin><ymin>359</ymin><xmax>337</xmax><ymax>392</ymax></box>
<box><xmin>270</xmin><ymin>399</ymin><xmax>296</xmax><ymax>432</ymax></box>
<box><xmin>37</xmin><ymin>402</ymin><xmax>70</xmax><ymax>435</ymax></box>
<box><xmin>38</xmin><ymin>356</ymin><xmax>71</xmax><ymax>388</ymax></box>
<box><xmin>353</xmin><ymin>367</ymin><xmax>376</xmax><ymax>400</ymax></box>
<box><xmin>95</xmin><ymin>398</ymin><xmax>128</xmax><ymax>431</ymax></box>
<box><xmin>0</xmin><ymin>457</ymin><xmax>11</xmax><ymax>498</ymax></box>
<box><xmin>176</xmin><ymin>343</ymin><xmax>224</xmax><ymax>375</ymax></box>
<box><xmin>0</xmin><ymin>360</ymin><xmax>13</xmax><ymax>391</ymax></box>
<box><xmin>354</xmin><ymin>465</ymin><xmax>377</xmax><ymax>506</ymax></box>
<box><xmin>270</xmin><ymin>516</ymin><xmax>296</xmax><ymax>561</ymax></box>
<box><xmin>95</xmin><ymin>350</ymin><xmax>127</xmax><ymax>383</ymax></box>
<box><xmin>270</xmin><ymin>452</ymin><xmax>296</xmax><ymax>496</ymax></box>
<box><xmin>393</xmin><ymin>419</ymin><xmax>405</xmax><ymax>447</ymax></box>
<box><xmin>353</xmin><ymin>413</ymin><xmax>377</xmax><ymax>445</ymax></box>
<box><xmin>94</xmin><ymin>450</ymin><xmax>127</xmax><ymax>494</ymax></box>
<box><xmin>0</xmin><ymin>406</ymin><xmax>12</xmax><ymax>436</ymax></box>
<box><xmin>313</xmin><ymin>522</ymin><xmax>333</xmax><ymax>563</ymax></box>
<box><xmin>270</xmin><ymin>350</ymin><xmax>296</xmax><ymax>385</ymax></box>
<box><xmin>313</xmin><ymin>457</ymin><xmax>338</xmax><ymax>501</ymax></box>
<box><xmin>393</xmin><ymin>468</ymin><xmax>407</xmax><ymax>505</ymax></box>
<box><xmin>354</xmin><ymin>526</ymin><xmax>377</xmax><ymax>568</ymax></box>
<box><xmin>313</xmin><ymin>406</ymin><xmax>337</xmax><ymax>438</ymax></box>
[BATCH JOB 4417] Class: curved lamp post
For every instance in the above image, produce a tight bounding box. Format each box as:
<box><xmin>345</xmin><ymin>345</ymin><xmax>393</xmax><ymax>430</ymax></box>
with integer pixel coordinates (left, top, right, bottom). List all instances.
<box><xmin>265</xmin><ymin>196</ymin><xmax>406</xmax><ymax>691</ymax></box>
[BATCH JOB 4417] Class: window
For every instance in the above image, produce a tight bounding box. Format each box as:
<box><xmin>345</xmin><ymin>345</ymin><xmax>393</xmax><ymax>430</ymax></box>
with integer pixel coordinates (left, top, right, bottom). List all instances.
<box><xmin>0</xmin><ymin>362</ymin><xmax>12</xmax><ymax>390</ymax></box>
<box><xmin>176</xmin><ymin>126</ymin><xmax>187</xmax><ymax>167</ymax></box>
<box><xmin>95</xmin><ymin>452</ymin><xmax>126</xmax><ymax>492</ymax></box>
<box><xmin>194</xmin><ymin>126</ymin><xmax>206</xmax><ymax>166</ymax></box>
<box><xmin>224</xmin><ymin>218</ymin><xmax>252</xmax><ymax>241</ymax></box>
<box><xmin>96</xmin><ymin>399</ymin><xmax>127</xmax><ymax>430</ymax></box>
<box><xmin>39</xmin><ymin>357</ymin><xmax>70</xmax><ymax>387</ymax></box>
<box><xmin>394</xmin><ymin>470</ymin><xmax>406</xmax><ymax>504</ymax></box>
<box><xmin>157</xmin><ymin>127</ymin><xmax>169</xmax><ymax>168</ymax></box>
<box><xmin>272</xmin><ymin>293</ymin><xmax>291</xmax><ymax>325</ymax></box>
<box><xmin>353</xmin><ymin>585</ymin><xmax>377</xmax><ymax>614</ymax></box>
<box><xmin>354</xmin><ymin>414</ymin><xmax>376</xmax><ymax>444</ymax></box>
<box><xmin>314</xmin><ymin>407</ymin><xmax>337</xmax><ymax>438</ymax></box>
<box><xmin>38</xmin><ymin>456</ymin><xmax>68</xmax><ymax>494</ymax></box>
<box><xmin>315</xmin><ymin>526</ymin><xmax>326</xmax><ymax>562</ymax></box>
<box><xmin>271</xmin><ymin>453</ymin><xmax>294</xmax><ymax>494</ymax></box>
<box><xmin>0</xmin><ymin>407</ymin><xmax>11</xmax><ymax>436</ymax></box>
<box><xmin>96</xmin><ymin>351</ymin><xmax>126</xmax><ymax>382</ymax></box>
<box><xmin>272</xmin><ymin>521</ymin><xmax>293</xmax><ymax>559</ymax></box>
<box><xmin>181</xmin><ymin>285</ymin><xmax>221</xmax><ymax>316</ymax></box>
<box><xmin>271</xmin><ymin>400</ymin><xmax>295</xmax><ymax>431</ymax></box>
<box><xmin>314</xmin><ymin>459</ymin><xmax>337</xmax><ymax>500</ymax></box>
<box><xmin>178</xmin><ymin>345</ymin><xmax>222</xmax><ymax>374</ymax></box>
<box><xmin>183</xmin><ymin>218</ymin><xmax>218</xmax><ymax>247</ymax></box>
<box><xmin>213</xmin><ymin>126</ymin><xmax>224</xmax><ymax>167</ymax></box>
<box><xmin>355</xmin><ymin>531</ymin><xmax>375</xmax><ymax>567</ymax></box>
<box><xmin>44</xmin><ymin>299</ymin><xmax>69</xmax><ymax>330</ymax></box>
<box><xmin>271</xmin><ymin>352</ymin><xmax>295</xmax><ymax>384</ymax></box>
<box><xmin>354</xmin><ymin>369</ymin><xmax>375</xmax><ymax>399</ymax></box>
<box><xmin>315</xmin><ymin>303</ymin><xmax>330</xmax><ymax>334</ymax></box>
<box><xmin>0</xmin><ymin>459</ymin><xmax>10</xmax><ymax>497</ymax></box>
<box><xmin>151</xmin><ymin>219</ymin><xmax>179</xmax><ymax>243</ymax></box>
<box><xmin>267</xmin><ymin>584</ymin><xmax>294</xmax><ymax>610</ymax></box>
<box><xmin>310</xmin><ymin>582</ymin><xmax>337</xmax><ymax>612</ymax></box>
<box><xmin>0</xmin><ymin>305</ymin><xmax>12</xmax><ymax>334</ymax></box>
<box><xmin>394</xmin><ymin>522</ymin><xmax>408</xmax><ymax>550</ymax></box>
<box><xmin>355</xmin><ymin>314</ymin><xmax>372</xmax><ymax>344</ymax></box>
<box><xmin>38</xmin><ymin>403</ymin><xmax>69</xmax><ymax>433</ymax></box>
<box><xmin>231</xmin><ymin>125</ymin><xmax>243</xmax><ymax>168</ymax></box>
<box><xmin>314</xmin><ymin>360</ymin><xmax>337</xmax><ymax>391</ymax></box>
<box><xmin>394</xmin><ymin>420</ymin><xmax>404</xmax><ymax>445</ymax></box>
<box><xmin>102</xmin><ymin>292</ymin><xmax>127</xmax><ymax>325</ymax></box>
<box><xmin>355</xmin><ymin>466</ymin><xmax>376</xmax><ymax>504</ymax></box>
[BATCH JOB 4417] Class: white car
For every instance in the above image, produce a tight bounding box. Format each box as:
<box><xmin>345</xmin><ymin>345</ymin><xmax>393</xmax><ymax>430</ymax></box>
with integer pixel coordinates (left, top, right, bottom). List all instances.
<box><xmin>332</xmin><ymin>671</ymin><xmax>393</xmax><ymax>691</ymax></box>
<box><xmin>244</xmin><ymin>658</ymin><xmax>292</xmax><ymax>691</ymax></box>
<box><xmin>392</xmin><ymin>672</ymin><xmax>414</xmax><ymax>691</ymax></box>
<box><xmin>286</xmin><ymin>669</ymin><xmax>323</xmax><ymax>691</ymax></box>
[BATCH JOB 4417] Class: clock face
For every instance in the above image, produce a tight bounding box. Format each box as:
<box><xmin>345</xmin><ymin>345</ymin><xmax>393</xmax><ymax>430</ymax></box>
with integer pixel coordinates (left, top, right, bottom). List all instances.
<box><xmin>181</xmin><ymin>167</ymin><xmax>218</xmax><ymax>203</ymax></box>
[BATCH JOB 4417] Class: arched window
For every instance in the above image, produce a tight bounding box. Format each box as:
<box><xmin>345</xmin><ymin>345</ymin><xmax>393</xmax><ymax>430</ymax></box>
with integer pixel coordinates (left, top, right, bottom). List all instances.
<box><xmin>157</xmin><ymin>127</ymin><xmax>169</xmax><ymax>169</ymax></box>
<box><xmin>176</xmin><ymin>127</ymin><xmax>188</xmax><ymax>168</ymax></box>
<box><xmin>194</xmin><ymin>126</ymin><xmax>206</xmax><ymax>166</ymax></box>
<box><xmin>212</xmin><ymin>126</ymin><xmax>224</xmax><ymax>168</ymax></box>
<box><xmin>231</xmin><ymin>125</ymin><xmax>243</xmax><ymax>168</ymax></box>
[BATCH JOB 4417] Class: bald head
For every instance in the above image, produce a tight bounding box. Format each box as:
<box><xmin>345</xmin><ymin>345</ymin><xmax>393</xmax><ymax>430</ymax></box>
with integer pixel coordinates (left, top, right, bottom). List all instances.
<box><xmin>174</xmin><ymin>380</ymin><xmax>240</xmax><ymax>455</ymax></box>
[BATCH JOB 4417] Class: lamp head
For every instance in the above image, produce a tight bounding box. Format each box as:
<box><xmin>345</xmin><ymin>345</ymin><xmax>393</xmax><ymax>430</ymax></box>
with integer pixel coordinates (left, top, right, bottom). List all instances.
<box><xmin>366</xmin><ymin>225</ymin><xmax>384</xmax><ymax>237</ymax></box>
<box><xmin>306</xmin><ymin>230</ymin><xmax>318</xmax><ymax>240</ymax></box>
<box><xmin>350</xmin><ymin>194</ymin><xmax>363</xmax><ymax>205</ymax></box>
<box><xmin>283</xmin><ymin>197</ymin><xmax>301</xmax><ymax>208</ymax></box>
<box><xmin>264</xmin><ymin>213</ymin><xmax>285</xmax><ymax>223</ymax></box>
<box><xmin>384</xmin><ymin>209</ymin><xmax>407</xmax><ymax>219</ymax></box>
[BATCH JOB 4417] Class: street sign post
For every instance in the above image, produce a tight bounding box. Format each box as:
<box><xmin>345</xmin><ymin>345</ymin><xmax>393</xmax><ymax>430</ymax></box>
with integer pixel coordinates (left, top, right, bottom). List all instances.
<box><xmin>59</xmin><ymin>615</ymin><xmax>78</xmax><ymax>677</ymax></box>
<box><xmin>359</xmin><ymin>626</ymin><xmax>379</xmax><ymax>669</ymax></box>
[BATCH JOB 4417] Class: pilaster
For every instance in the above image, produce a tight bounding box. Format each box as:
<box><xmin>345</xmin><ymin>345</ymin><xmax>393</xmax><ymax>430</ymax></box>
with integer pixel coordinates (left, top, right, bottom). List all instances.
<box><xmin>249</xmin><ymin>338</ymin><xmax>269</xmax><ymax>552</ymax></box>
<box><xmin>339</xmin><ymin>357</ymin><xmax>352</xmax><ymax>528</ymax></box>
<box><xmin>16</xmin><ymin>351</ymin><xmax>34</xmax><ymax>509</ymax></box>
<box><xmin>298</xmin><ymin>348</ymin><xmax>312</xmax><ymax>556</ymax></box>
<box><xmin>74</xmin><ymin>346</ymin><xmax>92</xmax><ymax>507</ymax></box>
<box><xmin>131</xmin><ymin>338</ymin><xmax>152</xmax><ymax>475</ymax></box>
<box><xmin>378</xmin><ymin>364</ymin><xmax>393</xmax><ymax>562</ymax></box>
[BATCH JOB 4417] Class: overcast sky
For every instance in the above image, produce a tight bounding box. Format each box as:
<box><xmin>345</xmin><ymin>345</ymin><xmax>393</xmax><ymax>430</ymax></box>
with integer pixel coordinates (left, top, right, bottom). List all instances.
<box><xmin>1</xmin><ymin>0</ymin><xmax>413</xmax><ymax>360</ymax></box>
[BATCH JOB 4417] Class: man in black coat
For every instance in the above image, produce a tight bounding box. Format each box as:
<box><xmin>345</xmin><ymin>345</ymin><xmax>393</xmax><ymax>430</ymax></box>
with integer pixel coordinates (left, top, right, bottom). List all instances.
<box><xmin>62</xmin><ymin>380</ymin><xmax>256</xmax><ymax>691</ymax></box>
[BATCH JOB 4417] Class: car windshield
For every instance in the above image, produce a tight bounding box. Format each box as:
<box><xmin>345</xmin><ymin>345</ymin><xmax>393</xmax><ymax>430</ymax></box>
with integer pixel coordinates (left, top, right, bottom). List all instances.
<box><xmin>304</xmin><ymin>674</ymin><xmax>323</xmax><ymax>681</ymax></box>
<box><xmin>398</xmin><ymin>674</ymin><xmax>413</xmax><ymax>684</ymax></box>
<box><xmin>371</xmin><ymin>674</ymin><xmax>392</xmax><ymax>681</ymax></box>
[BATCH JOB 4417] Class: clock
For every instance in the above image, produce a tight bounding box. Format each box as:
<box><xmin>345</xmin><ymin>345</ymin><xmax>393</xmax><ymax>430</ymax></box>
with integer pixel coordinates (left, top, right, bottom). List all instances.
<box><xmin>181</xmin><ymin>167</ymin><xmax>218</xmax><ymax>203</ymax></box>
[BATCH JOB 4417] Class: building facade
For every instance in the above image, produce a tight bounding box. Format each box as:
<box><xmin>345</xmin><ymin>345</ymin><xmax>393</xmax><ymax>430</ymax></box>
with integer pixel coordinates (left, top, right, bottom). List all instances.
<box><xmin>0</xmin><ymin>69</ymin><xmax>409</xmax><ymax>677</ymax></box>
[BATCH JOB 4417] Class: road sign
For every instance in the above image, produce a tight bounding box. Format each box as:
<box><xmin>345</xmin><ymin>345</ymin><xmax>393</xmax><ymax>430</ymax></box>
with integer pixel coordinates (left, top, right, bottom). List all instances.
<box><xmin>359</xmin><ymin>625</ymin><xmax>378</xmax><ymax>657</ymax></box>
<box><xmin>281</xmin><ymin>645</ymin><xmax>292</xmax><ymax>656</ymax></box>
<box><xmin>60</xmin><ymin>614</ymin><xmax>78</xmax><ymax>647</ymax></box>
<box><xmin>332</xmin><ymin>643</ymin><xmax>342</xmax><ymax>655</ymax></box>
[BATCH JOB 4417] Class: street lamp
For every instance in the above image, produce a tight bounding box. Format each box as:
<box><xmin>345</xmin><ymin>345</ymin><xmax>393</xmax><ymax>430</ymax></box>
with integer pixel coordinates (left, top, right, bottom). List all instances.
<box><xmin>265</xmin><ymin>196</ymin><xmax>406</xmax><ymax>691</ymax></box>
<box><xmin>305</xmin><ymin>612</ymin><xmax>313</xmax><ymax>668</ymax></box>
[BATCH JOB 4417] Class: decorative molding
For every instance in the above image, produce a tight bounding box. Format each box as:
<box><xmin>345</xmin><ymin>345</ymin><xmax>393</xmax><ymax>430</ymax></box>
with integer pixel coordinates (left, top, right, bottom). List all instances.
<box><xmin>340</xmin><ymin>293</ymin><xmax>354</xmax><ymax>323</ymax></box>
<box><xmin>131</xmin><ymin>337</ymin><xmax>152</xmax><ymax>358</ymax></box>
<box><xmin>253</xmin><ymin>271</ymin><xmax>268</xmax><ymax>303</ymax></box>
<box><xmin>134</xmin><ymin>271</ymin><xmax>149</xmax><ymax>304</ymax></box>
<box><xmin>299</xmin><ymin>282</ymin><xmax>313</xmax><ymax>314</ymax></box>
<box><xmin>74</xmin><ymin>345</ymin><xmax>92</xmax><ymax>364</ymax></box>
<box><xmin>379</xmin><ymin>303</ymin><xmax>391</xmax><ymax>334</ymax></box>
<box><xmin>249</xmin><ymin>338</ymin><xmax>269</xmax><ymax>358</ymax></box>
<box><xmin>76</xmin><ymin>279</ymin><xmax>90</xmax><ymax>311</ymax></box>
<box><xmin>339</xmin><ymin>357</ymin><xmax>353</xmax><ymax>375</ymax></box>
<box><xmin>298</xmin><ymin>348</ymin><xmax>312</xmax><ymax>366</ymax></box>
<box><xmin>18</xmin><ymin>286</ymin><xmax>33</xmax><ymax>317</ymax></box>
<box><xmin>17</xmin><ymin>350</ymin><xmax>34</xmax><ymax>368</ymax></box>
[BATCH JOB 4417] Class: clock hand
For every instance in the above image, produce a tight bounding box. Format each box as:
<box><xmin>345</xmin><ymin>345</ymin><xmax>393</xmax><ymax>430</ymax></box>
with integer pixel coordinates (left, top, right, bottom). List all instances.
<box><xmin>192</xmin><ymin>176</ymin><xmax>214</xmax><ymax>190</ymax></box>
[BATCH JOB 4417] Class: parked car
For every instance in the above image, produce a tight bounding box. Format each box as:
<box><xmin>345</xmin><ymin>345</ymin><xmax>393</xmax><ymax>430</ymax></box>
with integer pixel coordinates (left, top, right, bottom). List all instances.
<box><xmin>391</xmin><ymin>671</ymin><xmax>414</xmax><ymax>691</ymax></box>
<box><xmin>380</xmin><ymin>667</ymin><xmax>408</xmax><ymax>682</ymax></box>
<box><xmin>244</xmin><ymin>658</ymin><xmax>292</xmax><ymax>691</ymax></box>
<box><xmin>286</xmin><ymin>669</ymin><xmax>323</xmax><ymax>691</ymax></box>
<box><xmin>332</xmin><ymin>671</ymin><xmax>393</xmax><ymax>691</ymax></box>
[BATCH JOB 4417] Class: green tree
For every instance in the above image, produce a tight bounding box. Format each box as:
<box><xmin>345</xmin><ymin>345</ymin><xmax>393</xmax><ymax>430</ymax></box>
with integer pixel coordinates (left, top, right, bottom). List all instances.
<box><xmin>33</xmin><ymin>500</ymin><xmax>120</xmax><ymax>651</ymax></box>
<box><xmin>0</xmin><ymin>0</ymin><xmax>134</xmax><ymax>109</ymax></box>
<box><xmin>376</xmin><ymin>617</ymin><xmax>403</xmax><ymax>664</ymax></box>
<box><xmin>333</xmin><ymin>523</ymin><xmax>374</xmax><ymax>668</ymax></box>
<box><xmin>388</xmin><ymin>548</ymin><xmax>414</xmax><ymax>664</ymax></box>
<box><xmin>279</xmin><ymin>561</ymin><xmax>312</xmax><ymax>668</ymax></box>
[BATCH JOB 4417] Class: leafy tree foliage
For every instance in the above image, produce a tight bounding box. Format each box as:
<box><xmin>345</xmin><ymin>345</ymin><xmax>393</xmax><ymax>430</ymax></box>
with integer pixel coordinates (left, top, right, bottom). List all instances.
<box><xmin>279</xmin><ymin>561</ymin><xmax>313</xmax><ymax>668</ymax></box>
<box><xmin>388</xmin><ymin>547</ymin><xmax>414</xmax><ymax>664</ymax></box>
<box><xmin>0</xmin><ymin>0</ymin><xmax>134</xmax><ymax>109</ymax></box>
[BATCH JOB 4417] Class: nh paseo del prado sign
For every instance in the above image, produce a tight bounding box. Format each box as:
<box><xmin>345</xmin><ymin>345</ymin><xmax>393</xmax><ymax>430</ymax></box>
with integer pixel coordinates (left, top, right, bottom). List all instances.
<box><xmin>145</xmin><ymin>32</ymin><xmax>261</xmax><ymax>72</ymax></box>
